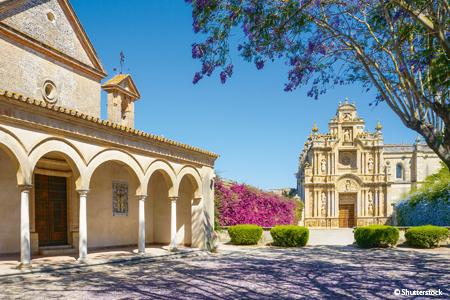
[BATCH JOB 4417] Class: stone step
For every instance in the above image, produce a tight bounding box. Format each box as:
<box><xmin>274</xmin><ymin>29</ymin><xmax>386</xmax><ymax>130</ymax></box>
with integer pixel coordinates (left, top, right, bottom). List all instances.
<box><xmin>39</xmin><ymin>245</ymin><xmax>77</xmax><ymax>256</ymax></box>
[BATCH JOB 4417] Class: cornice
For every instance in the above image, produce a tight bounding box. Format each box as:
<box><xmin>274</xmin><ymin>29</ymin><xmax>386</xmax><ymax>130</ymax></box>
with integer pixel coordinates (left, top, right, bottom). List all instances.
<box><xmin>0</xmin><ymin>89</ymin><xmax>219</xmax><ymax>161</ymax></box>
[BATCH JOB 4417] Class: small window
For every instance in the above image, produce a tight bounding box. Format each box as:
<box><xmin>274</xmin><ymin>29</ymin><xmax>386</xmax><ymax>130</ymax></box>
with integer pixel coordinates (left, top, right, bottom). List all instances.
<box><xmin>396</xmin><ymin>163</ymin><xmax>403</xmax><ymax>179</ymax></box>
<box><xmin>42</xmin><ymin>80</ymin><xmax>58</xmax><ymax>103</ymax></box>
<box><xmin>46</xmin><ymin>11</ymin><xmax>56</xmax><ymax>22</ymax></box>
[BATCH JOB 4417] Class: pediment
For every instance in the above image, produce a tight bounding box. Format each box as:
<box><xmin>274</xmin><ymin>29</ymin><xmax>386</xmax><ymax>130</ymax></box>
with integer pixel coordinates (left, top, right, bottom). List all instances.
<box><xmin>102</xmin><ymin>74</ymin><xmax>141</xmax><ymax>100</ymax></box>
<box><xmin>0</xmin><ymin>0</ymin><xmax>105</xmax><ymax>78</ymax></box>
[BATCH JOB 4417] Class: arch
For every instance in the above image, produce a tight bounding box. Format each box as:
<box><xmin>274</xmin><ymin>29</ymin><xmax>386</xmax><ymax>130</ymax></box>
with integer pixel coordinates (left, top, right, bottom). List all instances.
<box><xmin>396</xmin><ymin>163</ymin><xmax>404</xmax><ymax>179</ymax></box>
<box><xmin>176</xmin><ymin>165</ymin><xmax>202</xmax><ymax>199</ymax></box>
<box><xmin>0</xmin><ymin>128</ymin><xmax>30</xmax><ymax>185</ymax></box>
<box><xmin>144</xmin><ymin>159</ymin><xmax>176</xmax><ymax>197</ymax></box>
<box><xmin>337</xmin><ymin>173</ymin><xmax>363</xmax><ymax>186</ymax></box>
<box><xmin>85</xmin><ymin>149</ymin><xmax>145</xmax><ymax>193</ymax></box>
<box><xmin>28</xmin><ymin>138</ymin><xmax>86</xmax><ymax>189</ymax></box>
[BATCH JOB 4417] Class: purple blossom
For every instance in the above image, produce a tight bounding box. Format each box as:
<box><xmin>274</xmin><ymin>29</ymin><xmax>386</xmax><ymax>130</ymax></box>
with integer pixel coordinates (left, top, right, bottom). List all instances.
<box><xmin>192</xmin><ymin>72</ymin><xmax>202</xmax><ymax>84</ymax></box>
<box><xmin>193</xmin><ymin>20</ymin><xmax>200</xmax><ymax>33</ymax></box>
<box><xmin>255</xmin><ymin>59</ymin><xmax>264</xmax><ymax>70</ymax></box>
<box><xmin>191</xmin><ymin>43</ymin><xmax>204</xmax><ymax>59</ymax></box>
<box><xmin>220</xmin><ymin>71</ymin><xmax>227</xmax><ymax>83</ymax></box>
<box><xmin>215</xmin><ymin>180</ymin><xmax>299</xmax><ymax>227</ymax></box>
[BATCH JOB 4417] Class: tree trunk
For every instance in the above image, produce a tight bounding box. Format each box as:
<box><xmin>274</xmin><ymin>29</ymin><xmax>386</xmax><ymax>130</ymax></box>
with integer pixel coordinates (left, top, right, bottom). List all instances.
<box><xmin>411</xmin><ymin>121</ymin><xmax>450</xmax><ymax>170</ymax></box>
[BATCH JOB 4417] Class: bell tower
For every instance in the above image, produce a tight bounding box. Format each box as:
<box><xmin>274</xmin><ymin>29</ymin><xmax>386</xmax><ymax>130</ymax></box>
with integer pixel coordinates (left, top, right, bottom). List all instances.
<box><xmin>101</xmin><ymin>74</ymin><xmax>141</xmax><ymax>128</ymax></box>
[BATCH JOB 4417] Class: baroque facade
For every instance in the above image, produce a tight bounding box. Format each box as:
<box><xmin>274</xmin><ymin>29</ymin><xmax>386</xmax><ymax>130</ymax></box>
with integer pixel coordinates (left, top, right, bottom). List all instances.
<box><xmin>297</xmin><ymin>100</ymin><xmax>442</xmax><ymax>228</ymax></box>
<box><xmin>0</xmin><ymin>0</ymin><xmax>218</xmax><ymax>266</ymax></box>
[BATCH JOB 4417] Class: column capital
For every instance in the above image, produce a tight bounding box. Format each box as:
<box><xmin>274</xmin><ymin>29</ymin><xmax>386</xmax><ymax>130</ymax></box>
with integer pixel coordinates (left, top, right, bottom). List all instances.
<box><xmin>77</xmin><ymin>190</ymin><xmax>89</xmax><ymax>196</ymax></box>
<box><xmin>169</xmin><ymin>196</ymin><xmax>179</xmax><ymax>202</ymax></box>
<box><xmin>18</xmin><ymin>184</ymin><xmax>32</xmax><ymax>191</ymax></box>
<box><xmin>137</xmin><ymin>195</ymin><xmax>147</xmax><ymax>201</ymax></box>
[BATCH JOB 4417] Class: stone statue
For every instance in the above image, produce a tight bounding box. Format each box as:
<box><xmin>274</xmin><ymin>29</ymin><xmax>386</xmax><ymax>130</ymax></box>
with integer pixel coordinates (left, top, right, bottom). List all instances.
<box><xmin>368</xmin><ymin>158</ymin><xmax>374</xmax><ymax>172</ymax></box>
<box><xmin>321</xmin><ymin>159</ymin><xmax>326</xmax><ymax>173</ymax></box>
<box><xmin>321</xmin><ymin>192</ymin><xmax>327</xmax><ymax>216</ymax></box>
<box><xmin>345</xmin><ymin>179</ymin><xmax>351</xmax><ymax>191</ymax></box>
<box><xmin>343</xmin><ymin>129</ymin><xmax>351</xmax><ymax>142</ymax></box>
<box><xmin>367</xmin><ymin>191</ymin><xmax>373</xmax><ymax>216</ymax></box>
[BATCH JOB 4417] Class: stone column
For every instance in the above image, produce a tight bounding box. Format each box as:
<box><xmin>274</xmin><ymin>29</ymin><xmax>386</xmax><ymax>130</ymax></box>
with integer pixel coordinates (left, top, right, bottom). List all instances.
<box><xmin>19</xmin><ymin>185</ymin><xmax>32</xmax><ymax>267</ymax></box>
<box><xmin>169</xmin><ymin>197</ymin><xmax>178</xmax><ymax>251</ymax></box>
<box><xmin>77</xmin><ymin>190</ymin><xmax>89</xmax><ymax>262</ymax></box>
<box><xmin>138</xmin><ymin>195</ymin><xmax>147</xmax><ymax>254</ymax></box>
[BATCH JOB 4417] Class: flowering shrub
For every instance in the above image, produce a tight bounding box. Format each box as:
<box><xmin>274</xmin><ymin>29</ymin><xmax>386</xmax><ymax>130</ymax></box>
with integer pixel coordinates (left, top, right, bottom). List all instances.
<box><xmin>215</xmin><ymin>179</ymin><xmax>299</xmax><ymax>227</ymax></box>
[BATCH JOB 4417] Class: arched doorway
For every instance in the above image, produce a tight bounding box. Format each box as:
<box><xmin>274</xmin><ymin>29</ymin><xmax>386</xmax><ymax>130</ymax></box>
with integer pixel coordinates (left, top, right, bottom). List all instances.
<box><xmin>147</xmin><ymin>170</ymin><xmax>172</xmax><ymax>245</ymax></box>
<box><xmin>32</xmin><ymin>152</ymin><xmax>82</xmax><ymax>248</ymax></box>
<box><xmin>177</xmin><ymin>170</ymin><xmax>202</xmax><ymax>248</ymax></box>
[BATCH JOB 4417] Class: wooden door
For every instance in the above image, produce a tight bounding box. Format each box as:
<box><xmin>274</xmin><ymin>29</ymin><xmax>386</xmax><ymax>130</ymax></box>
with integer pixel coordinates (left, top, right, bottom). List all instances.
<box><xmin>35</xmin><ymin>174</ymin><xmax>68</xmax><ymax>246</ymax></box>
<box><xmin>339</xmin><ymin>204</ymin><xmax>355</xmax><ymax>228</ymax></box>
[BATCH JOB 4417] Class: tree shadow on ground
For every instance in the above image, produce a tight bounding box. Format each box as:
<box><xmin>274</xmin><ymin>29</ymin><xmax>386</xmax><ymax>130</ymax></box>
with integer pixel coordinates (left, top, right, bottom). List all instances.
<box><xmin>0</xmin><ymin>245</ymin><xmax>448</xmax><ymax>299</ymax></box>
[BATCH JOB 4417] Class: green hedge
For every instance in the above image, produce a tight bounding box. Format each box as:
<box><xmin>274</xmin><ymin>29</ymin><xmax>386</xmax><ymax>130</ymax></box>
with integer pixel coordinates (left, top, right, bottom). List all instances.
<box><xmin>354</xmin><ymin>225</ymin><xmax>399</xmax><ymax>248</ymax></box>
<box><xmin>405</xmin><ymin>225</ymin><xmax>449</xmax><ymax>248</ymax></box>
<box><xmin>228</xmin><ymin>224</ymin><xmax>263</xmax><ymax>245</ymax></box>
<box><xmin>270</xmin><ymin>225</ymin><xmax>309</xmax><ymax>247</ymax></box>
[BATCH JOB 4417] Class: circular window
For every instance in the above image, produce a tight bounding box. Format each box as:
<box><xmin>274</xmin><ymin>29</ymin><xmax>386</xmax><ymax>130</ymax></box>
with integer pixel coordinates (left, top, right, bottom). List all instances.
<box><xmin>46</xmin><ymin>11</ymin><xmax>55</xmax><ymax>22</ymax></box>
<box><xmin>42</xmin><ymin>80</ymin><xmax>58</xmax><ymax>103</ymax></box>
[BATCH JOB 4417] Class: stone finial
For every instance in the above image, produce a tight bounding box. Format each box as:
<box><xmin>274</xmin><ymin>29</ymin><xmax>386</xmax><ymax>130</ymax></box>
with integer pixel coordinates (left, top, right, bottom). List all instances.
<box><xmin>415</xmin><ymin>136</ymin><xmax>421</xmax><ymax>144</ymax></box>
<box><xmin>312</xmin><ymin>122</ymin><xmax>319</xmax><ymax>133</ymax></box>
<box><xmin>375</xmin><ymin>120</ymin><xmax>382</xmax><ymax>131</ymax></box>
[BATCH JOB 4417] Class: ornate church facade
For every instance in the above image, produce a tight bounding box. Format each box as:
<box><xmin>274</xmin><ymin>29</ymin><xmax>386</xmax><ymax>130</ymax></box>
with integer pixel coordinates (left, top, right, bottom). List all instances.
<box><xmin>0</xmin><ymin>0</ymin><xmax>217</xmax><ymax>266</ymax></box>
<box><xmin>297</xmin><ymin>101</ymin><xmax>442</xmax><ymax>228</ymax></box>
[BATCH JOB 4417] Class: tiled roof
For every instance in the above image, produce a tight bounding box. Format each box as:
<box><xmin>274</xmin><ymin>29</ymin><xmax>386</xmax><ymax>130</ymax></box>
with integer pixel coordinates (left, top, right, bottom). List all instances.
<box><xmin>103</xmin><ymin>74</ymin><xmax>129</xmax><ymax>85</ymax></box>
<box><xmin>0</xmin><ymin>89</ymin><xmax>219</xmax><ymax>159</ymax></box>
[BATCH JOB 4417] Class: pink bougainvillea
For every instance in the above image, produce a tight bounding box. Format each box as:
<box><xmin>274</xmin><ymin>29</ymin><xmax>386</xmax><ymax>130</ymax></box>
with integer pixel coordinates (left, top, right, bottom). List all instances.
<box><xmin>215</xmin><ymin>179</ymin><xmax>299</xmax><ymax>227</ymax></box>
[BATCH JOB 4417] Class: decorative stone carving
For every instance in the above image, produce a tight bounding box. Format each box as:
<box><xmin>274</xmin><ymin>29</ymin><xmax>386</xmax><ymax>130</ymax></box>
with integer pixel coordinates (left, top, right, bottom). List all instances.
<box><xmin>112</xmin><ymin>181</ymin><xmax>128</xmax><ymax>216</ymax></box>
<box><xmin>367</xmin><ymin>191</ymin><xmax>373</xmax><ymax>216</ymax></box>
<box><xmin>343</xmin><ymin>128</ymin><xmax>353</xmax><ymax>142</ymax></box>
<box><xmin>321</xmin><ymin>192</ymin><xmax>327</xmax><ymax>216</ymax></box>
<box><xmin>321</xmin><ymin>159</ymin><xmax>327</xmax><ymax>173</ymax></box>
<box><xmin>337</xmin><ymin>178</ymin><xmax>359</xmax><ymax>192</ymax></box>
<box><xmin>343</xmin><ymin>113</ymin><xmax>352</xmax><ymax>121</ymax></box>
<box><xmin>368</xmin><ymin>157</ymin><xmax>374</xmax><ymax>172</ymax></box>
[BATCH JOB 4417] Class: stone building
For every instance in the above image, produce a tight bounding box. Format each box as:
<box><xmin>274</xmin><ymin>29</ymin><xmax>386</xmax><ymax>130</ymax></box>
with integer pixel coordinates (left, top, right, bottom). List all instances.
<box><xmin>297</xmin><ymin>100</ymin><xmax>441</xmax><ymax>228</ymax></box>
<box><xmin>0</xmin><ymin>0</ymin><xmax>218</xmax><ymax>266</ymax></box>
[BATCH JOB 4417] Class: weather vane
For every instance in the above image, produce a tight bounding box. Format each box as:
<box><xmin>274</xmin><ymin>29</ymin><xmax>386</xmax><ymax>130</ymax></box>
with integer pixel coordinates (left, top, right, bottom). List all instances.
<box><xmin>113</xmin><ymin>51</ymin><xmax>126</xmax><ymax>74</ymax></box>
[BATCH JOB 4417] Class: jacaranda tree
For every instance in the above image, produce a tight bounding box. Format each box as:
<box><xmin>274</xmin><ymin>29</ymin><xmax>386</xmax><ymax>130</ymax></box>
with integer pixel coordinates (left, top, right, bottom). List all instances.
<box><xmin>186</xmin><ymin>0</ymin><xmax>450</xmax><ymax>168</ymax></box>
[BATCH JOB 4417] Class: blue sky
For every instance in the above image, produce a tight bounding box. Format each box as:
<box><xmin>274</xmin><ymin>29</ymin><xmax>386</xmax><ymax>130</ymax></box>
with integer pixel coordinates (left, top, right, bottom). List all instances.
<box><xmin>72</xmin><ymin>0</ymin><xmax>417</xmax><ymax>190</ymax></box>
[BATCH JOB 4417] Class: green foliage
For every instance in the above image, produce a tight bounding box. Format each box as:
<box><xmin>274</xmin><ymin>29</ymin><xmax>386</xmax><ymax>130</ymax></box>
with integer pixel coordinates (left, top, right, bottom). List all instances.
<box><xmin>270</xmin><ymin>225</ymin><xmax>309</xmax><ymax>247</ymax></box>
<box><xmin>354</xmin><ymin>225</ymin><xmax>399</xmax><ymax>248</ymax></box>
<box><xmin>409</xmin><ymin>162</ymin><xmax>450</xmax><ymax>205</ymax></box>
<box><xmin>227</xmin><ymin>224</ymin><xmax>263</xmax><ymax>245</ymax></box>
<box><xmin>405</xmin><ymin>225</ymin><xmax>449</xmax><ymax>248</ymax></box>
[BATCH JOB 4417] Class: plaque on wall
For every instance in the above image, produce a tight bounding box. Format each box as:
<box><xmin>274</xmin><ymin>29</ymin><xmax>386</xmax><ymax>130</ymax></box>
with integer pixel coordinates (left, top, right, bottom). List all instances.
<box><xmin>112</xmin><ymin>181</ymin><xmax>128</xmax><ymax>216</ymax></box>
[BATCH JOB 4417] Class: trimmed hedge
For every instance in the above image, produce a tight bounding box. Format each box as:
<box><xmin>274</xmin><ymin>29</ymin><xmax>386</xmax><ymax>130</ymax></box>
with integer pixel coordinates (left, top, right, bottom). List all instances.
<box><xmin>228</xmin><ymin>224</ymin><xmax>263</xmax><ymax>245</ymax></box>
<box><xmin>270</xmin><ymin>225</ymin><xmax>309</xmax><ymax>247</ymax></box>
<box><xmin>405</xmin><ymin>225</ymin><xmax>449</xmax><ymax>248</ymax></box>
<box><xmin>354</xmin><ymin>225</ymin><xmax>399</xmax><ymax>248</ymax></box>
